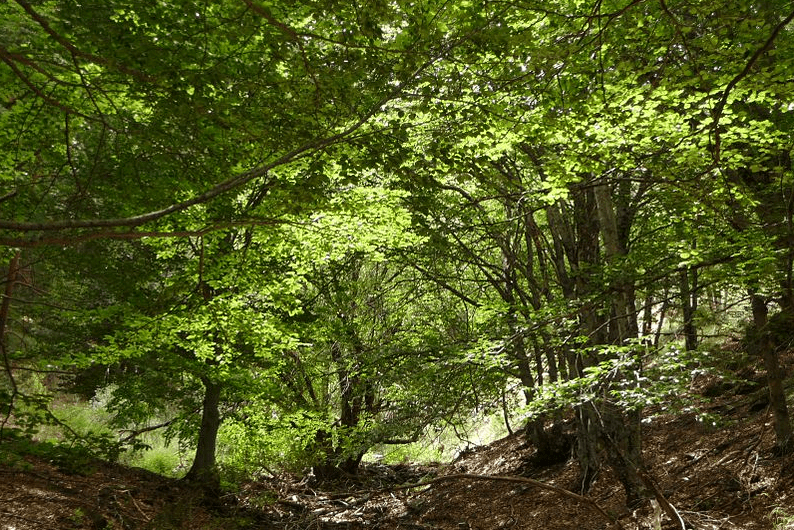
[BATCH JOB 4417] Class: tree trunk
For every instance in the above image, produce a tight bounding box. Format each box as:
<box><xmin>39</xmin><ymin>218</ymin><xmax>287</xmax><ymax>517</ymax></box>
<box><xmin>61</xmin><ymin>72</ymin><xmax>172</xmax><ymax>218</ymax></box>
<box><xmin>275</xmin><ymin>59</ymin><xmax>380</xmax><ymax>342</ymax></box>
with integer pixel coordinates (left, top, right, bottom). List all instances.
<box><xmin>315</xmin><ymin>336</ymin><xmax>376</xmax><ymax>479</ymax></box>
<box><xmin>184</xmin><ymin>377</ymin><xmax>222</xmax><ymax>492</ymax></box>
<box><xmin>573</xmin><ymin>402</ymin><xmax>600</xmax><ymax>493</ymax></box>
<box><xmin>593</xmin><ymin>182</ymin><xmax>649</xmax><ymax>506</ymax></box>
<box><xmin>601</xmin><ymin>404</ymin><xmax>647</xmax><ymax>508</ymax></box>
<box><xmin>751</xmin><ymin>293</ymin><xmax>792</xmax><ymax>454</ymax></box>
<box><xmin>0</xmin><ymin>252</ymin><xmax>21</xmax><ymax>435</ymax></box>
<box><xmin>679</xmin><ymin>266</ymin><xmax>698</xmax><ymax>351</ymax></box>
<box><xmin>654</xmin><ymin>292</ymin><xmax>670</xmax><ymax>348</ymax></box>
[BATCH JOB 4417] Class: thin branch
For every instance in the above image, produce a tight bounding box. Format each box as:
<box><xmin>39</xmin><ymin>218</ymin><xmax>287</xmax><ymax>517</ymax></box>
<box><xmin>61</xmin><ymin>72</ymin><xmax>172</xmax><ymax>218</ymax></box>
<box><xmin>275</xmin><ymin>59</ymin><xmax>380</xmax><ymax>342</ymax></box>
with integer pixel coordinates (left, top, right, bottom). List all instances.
<box><xmin>0</xmin><ymin>51</ymin><xmax>105</xmax><ymax>125</ymax></box>
<box><xmin>712</xmin><ymin>8</ymin><xmax>794</xmax><ymax>163</ymax></box>
<box><xmin>119</xmin><ymin>418</ymin><xmax>179</xmax><ymax>444</ymax></box>
<box><xmin>13</xmin><ymin>0</ymin><xmax>156</xmax><ymax>83</ymax></box>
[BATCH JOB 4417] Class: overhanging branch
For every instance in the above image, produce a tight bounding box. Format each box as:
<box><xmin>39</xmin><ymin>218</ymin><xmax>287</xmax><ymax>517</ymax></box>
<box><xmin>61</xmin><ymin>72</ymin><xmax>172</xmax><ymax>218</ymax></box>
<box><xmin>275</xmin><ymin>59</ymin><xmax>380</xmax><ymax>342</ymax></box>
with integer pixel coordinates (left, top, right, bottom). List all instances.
<box><xmin>0</xmin><ymin>57</ymin><xmax>440</xmax><ymax>239</ymax></box>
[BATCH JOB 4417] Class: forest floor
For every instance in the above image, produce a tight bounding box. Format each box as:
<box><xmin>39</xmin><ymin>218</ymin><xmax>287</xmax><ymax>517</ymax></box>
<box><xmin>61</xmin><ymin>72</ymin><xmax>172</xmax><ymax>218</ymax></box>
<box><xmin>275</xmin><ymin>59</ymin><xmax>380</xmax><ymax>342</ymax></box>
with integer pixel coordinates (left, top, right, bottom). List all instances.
<box><xmin>2</xmin><ymin>368</ymin><xmax>794</xmax><ymax>530</ymax></box>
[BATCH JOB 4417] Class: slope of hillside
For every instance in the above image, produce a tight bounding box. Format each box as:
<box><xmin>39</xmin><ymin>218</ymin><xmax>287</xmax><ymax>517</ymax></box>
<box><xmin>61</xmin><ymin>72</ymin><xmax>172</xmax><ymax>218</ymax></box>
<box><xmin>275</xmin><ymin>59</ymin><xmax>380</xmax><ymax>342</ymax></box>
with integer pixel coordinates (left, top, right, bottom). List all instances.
<box><xmin>2</xmin><ymin>378</ymin><xmax>793</xmax><ymax>530</ymax></box>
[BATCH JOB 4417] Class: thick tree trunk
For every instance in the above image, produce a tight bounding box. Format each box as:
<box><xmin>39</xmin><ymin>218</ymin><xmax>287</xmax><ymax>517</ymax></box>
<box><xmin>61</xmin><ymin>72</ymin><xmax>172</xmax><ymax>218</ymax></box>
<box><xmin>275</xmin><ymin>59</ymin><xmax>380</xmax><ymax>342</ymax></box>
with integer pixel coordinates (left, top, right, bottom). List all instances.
<box><xmin>602</xmin><ymin>404</ymin><xmax>646</xmax><ymax>507</ymax></box>
<box><xmin>315</xmin><ymin>337</ymin><xmax>377</xmax><ymax>479</ymax></box>
<box><xmin>184</xmin><ymin>377</ymin><xmax>222</xmax><ymax>492</ymax></box>
<box><xmin>573</xmin><ymin>404</ymin><xmax>600</xmax><ymax>493</ymax></box>
<box><xmin>546</xmin><ymin>186</ymin><xmax>648</xmax><ymax>503</ymax></box>
<box><xmin>751</xmin><ymin>294</ymin><xmax>792</xmax><ymax>454</ymax></box>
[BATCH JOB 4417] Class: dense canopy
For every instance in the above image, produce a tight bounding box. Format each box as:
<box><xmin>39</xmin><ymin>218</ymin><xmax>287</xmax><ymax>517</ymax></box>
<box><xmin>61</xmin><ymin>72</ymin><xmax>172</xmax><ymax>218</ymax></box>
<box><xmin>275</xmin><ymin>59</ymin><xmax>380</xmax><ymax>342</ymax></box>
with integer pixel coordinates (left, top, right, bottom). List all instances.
<box><xmin>1</xmin><ymin>0</ymin><xmax>793</xmax><ymax>515</ymax></box>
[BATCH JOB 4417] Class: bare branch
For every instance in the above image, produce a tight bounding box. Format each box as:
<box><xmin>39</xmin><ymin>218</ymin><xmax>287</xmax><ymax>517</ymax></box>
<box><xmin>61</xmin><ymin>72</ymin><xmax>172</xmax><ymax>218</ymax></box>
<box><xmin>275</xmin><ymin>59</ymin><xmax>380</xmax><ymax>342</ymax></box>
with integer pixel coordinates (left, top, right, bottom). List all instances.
<box><xmin>119</xmin><ymin>418</ymin><xmax>179</xmax><ymax>444</ymax></box>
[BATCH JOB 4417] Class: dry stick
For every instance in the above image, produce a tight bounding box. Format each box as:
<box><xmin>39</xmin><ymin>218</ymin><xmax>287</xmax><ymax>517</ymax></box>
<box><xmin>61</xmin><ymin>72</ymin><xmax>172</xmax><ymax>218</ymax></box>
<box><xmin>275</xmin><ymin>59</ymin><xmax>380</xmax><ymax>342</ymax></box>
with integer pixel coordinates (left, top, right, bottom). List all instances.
<box><xmin>388</xmin><ymin>473</ymin><xmax>626</xmax><ymax>530</ymax></box>
<box><xmin>123</xmin><ymin>490</ymin><xmax>152</xmax><ymax>522</ymax></box>
<box><xmin>635</xmin><ymin>469</ymin><xmax>686</xmax><ymax>530</ymax></box>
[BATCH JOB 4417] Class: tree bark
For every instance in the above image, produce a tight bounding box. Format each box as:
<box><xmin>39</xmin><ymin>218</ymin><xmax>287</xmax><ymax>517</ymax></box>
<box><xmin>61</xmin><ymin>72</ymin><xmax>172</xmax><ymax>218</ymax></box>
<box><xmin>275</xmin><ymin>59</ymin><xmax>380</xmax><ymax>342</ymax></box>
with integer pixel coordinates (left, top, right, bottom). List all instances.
<box><xmin>593</xmin><ymin>182</ymin><xmax>649</xmax><ymax>506</ymax></box>
<box><xmin>0</xmin><ymin>252</ymin><xmax>22</xmax><ymax>434</ymax></box>
<box><xmin>184</xmin><ymin>376</ymin><xmax>222</xmax><ymax>492</ymax></box>
<box><xmin>751</xmin><ymin>293</ymin><xmax>792</xmax><ymax>454</ymax></box>
<box><xmin>679</xmin><ymin>266</ymin><xmax>698</xmax><ymax>351</ymax></box>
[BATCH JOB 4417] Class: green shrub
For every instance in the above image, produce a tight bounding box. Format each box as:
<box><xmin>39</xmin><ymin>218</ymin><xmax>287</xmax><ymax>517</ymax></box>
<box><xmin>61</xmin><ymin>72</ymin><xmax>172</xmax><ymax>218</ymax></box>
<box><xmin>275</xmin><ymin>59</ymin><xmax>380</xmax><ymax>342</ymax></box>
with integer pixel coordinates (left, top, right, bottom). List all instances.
<box><xmin>120</xmin><ymin>438</ymin><xmax>185</xmax><ymax>477</ymax></box>
<box><xmin>770</xmin><ymin>506</ymin><xmax>794</xmax><ymax>530</ymax></box>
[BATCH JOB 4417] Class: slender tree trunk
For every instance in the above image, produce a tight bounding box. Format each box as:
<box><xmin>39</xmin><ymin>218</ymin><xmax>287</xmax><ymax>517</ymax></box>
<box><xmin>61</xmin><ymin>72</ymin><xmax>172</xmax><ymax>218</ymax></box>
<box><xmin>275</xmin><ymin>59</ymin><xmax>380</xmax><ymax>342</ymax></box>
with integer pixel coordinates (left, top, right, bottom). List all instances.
<box><xmin>0</xmin><ymin>252</ymin><xmax>21</xmax><ymax>435</ymax></box>
<box><xmin>641</xmin><ymin>293</ymin><xmax>653</xmax><ymax>338</ymax></box>
<box><xmin>185</xmin><ymin>377</ymin><xmax>222</xmax><ymax>491</ymax></box>
<box><xmin>679</xmin><ymin>266</ymin><xmax>698</xmax><ymax>351</ymax></box>
<box><xmin>751</xmin><ymin>293</ymin><xmax>792</xmax><ymax>454</ymax></box>
<box><xmin>573</xmin><ymin>397</ymin><xmax>600</xmax><ymax>493</ymax></box>
<box><xmin>654</xmin><ymin>293</ymin><xmax>670</xmax><ymax>348</ymax></box>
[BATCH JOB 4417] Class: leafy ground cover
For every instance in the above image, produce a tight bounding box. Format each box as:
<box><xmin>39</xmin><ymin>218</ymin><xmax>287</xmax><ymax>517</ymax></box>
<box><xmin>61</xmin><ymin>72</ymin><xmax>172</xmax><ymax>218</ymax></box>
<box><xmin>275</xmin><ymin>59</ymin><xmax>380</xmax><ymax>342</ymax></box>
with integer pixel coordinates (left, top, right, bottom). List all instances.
<box><xmin>2</xmin><ymin>360</ymin><xmax>794</xmax><ymax>530</ymax></box>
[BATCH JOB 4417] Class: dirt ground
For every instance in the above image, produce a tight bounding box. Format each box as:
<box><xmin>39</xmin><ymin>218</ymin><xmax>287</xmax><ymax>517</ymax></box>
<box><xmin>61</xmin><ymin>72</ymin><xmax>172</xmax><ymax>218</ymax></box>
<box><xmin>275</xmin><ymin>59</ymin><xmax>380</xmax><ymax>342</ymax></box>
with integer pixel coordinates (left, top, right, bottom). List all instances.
<box><xmin>2</xmin><ymin>379</ymin><xmax>794</xmax><ymax>530</ymax></box>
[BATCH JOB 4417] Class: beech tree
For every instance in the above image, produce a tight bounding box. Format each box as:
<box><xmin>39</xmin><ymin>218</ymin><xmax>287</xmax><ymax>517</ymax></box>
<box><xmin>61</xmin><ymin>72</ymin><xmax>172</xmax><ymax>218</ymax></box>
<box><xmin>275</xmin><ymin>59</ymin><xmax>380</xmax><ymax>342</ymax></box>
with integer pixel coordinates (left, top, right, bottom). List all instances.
<box><xmin>2</xmin><ymin>0</ymin><xmax>794</xmax><ymax>512</ymax></box>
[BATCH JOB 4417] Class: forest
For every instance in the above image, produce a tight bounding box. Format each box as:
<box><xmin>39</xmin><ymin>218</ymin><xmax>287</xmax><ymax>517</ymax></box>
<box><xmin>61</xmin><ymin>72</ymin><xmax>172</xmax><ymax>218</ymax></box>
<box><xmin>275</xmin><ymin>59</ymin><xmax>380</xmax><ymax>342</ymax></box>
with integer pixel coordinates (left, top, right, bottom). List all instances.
<box><xmin>1</xmin><ymin>0</ymin><xmax>794</xmax><ymax>529</ymax></box>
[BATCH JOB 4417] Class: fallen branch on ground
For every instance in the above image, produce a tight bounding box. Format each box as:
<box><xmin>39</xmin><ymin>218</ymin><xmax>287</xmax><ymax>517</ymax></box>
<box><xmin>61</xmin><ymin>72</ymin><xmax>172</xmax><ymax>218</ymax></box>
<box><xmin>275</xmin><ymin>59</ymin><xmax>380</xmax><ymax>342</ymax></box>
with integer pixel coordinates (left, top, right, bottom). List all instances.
<box><xmin>387</xmin><ymin>472</ymin><xmax>626</xmax><ymax>530</ymax></box>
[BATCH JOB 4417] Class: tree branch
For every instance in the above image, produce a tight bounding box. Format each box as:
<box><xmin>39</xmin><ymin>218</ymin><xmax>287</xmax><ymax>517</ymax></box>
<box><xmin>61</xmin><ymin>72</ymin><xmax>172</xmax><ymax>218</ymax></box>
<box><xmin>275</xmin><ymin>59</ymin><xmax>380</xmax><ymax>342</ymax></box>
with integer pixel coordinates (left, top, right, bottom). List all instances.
<box><xmin>0</xmin><ymin>60</ymin><xmax>433</xmax><ymax>236</ymax></box>
<box><xmin>0</xmin><ymin>219</ymin><xmax>285</xmax><ymax>248</ymax></box>
<box><xmin>712</xmin><ymin>8</ymin><xmax>794</xmax><ymax>163</ymax></box>
<box><xmin>119</xmin><ymin>418</ymin><xmax>179</xmax><ymax>444</ymax></box>
<box><xmin>13</xmin><ymin>0</ymin><xmax>156</xmax><ymax>83</ymax></box>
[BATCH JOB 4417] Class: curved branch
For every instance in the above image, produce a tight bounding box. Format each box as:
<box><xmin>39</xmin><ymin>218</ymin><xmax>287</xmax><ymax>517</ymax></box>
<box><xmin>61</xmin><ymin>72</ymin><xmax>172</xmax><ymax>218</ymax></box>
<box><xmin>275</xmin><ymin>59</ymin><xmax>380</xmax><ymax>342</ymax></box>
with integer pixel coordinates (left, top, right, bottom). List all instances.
<box><xmin>0</xmin><ymin>48</ymin><xmax>441</xmax><ymax>237</ymax></box>
<box><xmin>13</xmin><ymin>0</ymin><xmax>156</xmax><ymax>83</ymax></box>
<box><xmin>712</xmin><ymin>8</ymin><xmax>794</xmax><ymax>163</ymax></box>
<box><xmin>0</xmin><ymin>113</ymin><xmax>371</xmax><ymax>233</ymax></box>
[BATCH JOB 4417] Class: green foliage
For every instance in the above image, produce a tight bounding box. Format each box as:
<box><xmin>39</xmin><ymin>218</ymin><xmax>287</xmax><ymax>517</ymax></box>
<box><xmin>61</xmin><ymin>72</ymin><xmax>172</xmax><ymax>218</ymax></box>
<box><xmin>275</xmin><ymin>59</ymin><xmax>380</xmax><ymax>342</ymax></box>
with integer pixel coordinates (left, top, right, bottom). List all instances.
<box><xmin>519</xmin><ymin>343</ymin><xmax>733</xmax><ymax>422</ymax></box>
<box><xmin>770</xmin><ymin>506</ymin><xmax>794</xmax><ymax>530</ymax></box>
<box><xmin>117</xmin><ymin>429</ymin><xmax>188</xmax><ymax>478</ymax></box>
<box><xmin>1</xmin><ymin>432</ymin><xmax>98</xmax><ymax>476</ymax></box>
<box><xmin>217</xmin><ymin>412</ymin><xmax>329</xmax><ymax>475</ymax></box>
<box><xmin>2</xmin><ymin>0</ymin><xmax>794</xmax><ymax>491</ymax></box>
<box><xmin>128</xmin><ymin>444</ymin><xmax>184</xmax><ymax>478</ymax></box>
<box><xmin>374</xmin><ymin>440</ymin><xmax>445</xmax><ymax>465</ymax></box>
